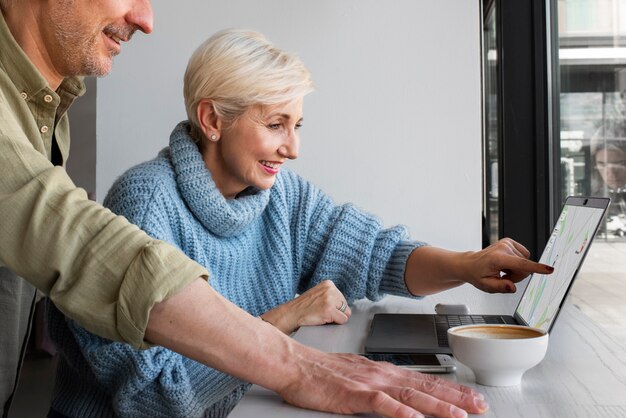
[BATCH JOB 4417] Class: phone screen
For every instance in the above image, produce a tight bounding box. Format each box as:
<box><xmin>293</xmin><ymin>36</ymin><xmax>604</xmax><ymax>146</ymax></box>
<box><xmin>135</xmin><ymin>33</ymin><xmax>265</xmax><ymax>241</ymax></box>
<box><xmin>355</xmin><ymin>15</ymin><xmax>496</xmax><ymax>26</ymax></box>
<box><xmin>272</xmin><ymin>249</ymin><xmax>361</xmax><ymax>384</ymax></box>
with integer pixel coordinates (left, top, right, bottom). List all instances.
<box><xmin>359</xmin><ymin>353</ymin><xmax>455</xmax><ymax>373</ymax></box>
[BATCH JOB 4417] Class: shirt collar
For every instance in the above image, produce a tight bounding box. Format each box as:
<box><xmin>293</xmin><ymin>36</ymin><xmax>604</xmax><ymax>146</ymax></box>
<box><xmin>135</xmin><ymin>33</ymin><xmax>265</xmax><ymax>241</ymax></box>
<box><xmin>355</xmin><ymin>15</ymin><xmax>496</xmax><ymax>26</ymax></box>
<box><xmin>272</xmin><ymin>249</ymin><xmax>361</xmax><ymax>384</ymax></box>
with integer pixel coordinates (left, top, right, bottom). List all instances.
<box><xmin>0</xmin><ymin>11</ymin><xmax>85</xmax><ymax>102</ymax></box>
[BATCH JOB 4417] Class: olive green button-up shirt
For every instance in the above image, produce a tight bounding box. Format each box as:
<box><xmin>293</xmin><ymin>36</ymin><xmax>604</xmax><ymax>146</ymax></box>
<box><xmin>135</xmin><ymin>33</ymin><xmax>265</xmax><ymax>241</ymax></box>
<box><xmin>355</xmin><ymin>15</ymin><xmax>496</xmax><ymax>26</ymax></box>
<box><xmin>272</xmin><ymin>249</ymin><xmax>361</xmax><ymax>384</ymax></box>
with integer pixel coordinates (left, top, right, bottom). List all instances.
<box><xmin>0</xmin><ymin>12</ymin><xmax>208</xmax><ymax>349</ymax></box>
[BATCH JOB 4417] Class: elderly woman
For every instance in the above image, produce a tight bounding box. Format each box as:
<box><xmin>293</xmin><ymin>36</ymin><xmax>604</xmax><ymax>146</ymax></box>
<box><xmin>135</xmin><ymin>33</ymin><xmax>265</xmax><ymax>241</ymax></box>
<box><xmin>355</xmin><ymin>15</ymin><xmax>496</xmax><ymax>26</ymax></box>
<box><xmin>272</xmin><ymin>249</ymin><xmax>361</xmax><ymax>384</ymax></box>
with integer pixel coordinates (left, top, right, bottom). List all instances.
<box><xmin>47</xmin><ymin>30</ymin><xmax>551</xmax><ymax>418</ymax></box>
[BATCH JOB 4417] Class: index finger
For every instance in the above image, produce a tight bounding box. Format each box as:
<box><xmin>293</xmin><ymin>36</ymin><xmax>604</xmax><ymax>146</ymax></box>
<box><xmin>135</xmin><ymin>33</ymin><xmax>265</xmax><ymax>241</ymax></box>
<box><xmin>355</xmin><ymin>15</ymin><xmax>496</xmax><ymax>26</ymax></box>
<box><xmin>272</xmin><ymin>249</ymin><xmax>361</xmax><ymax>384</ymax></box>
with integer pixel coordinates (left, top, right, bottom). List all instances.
<box><xmin>506</xmin><ymin>256</ymin><xmax>554</xmax><ymax>275</ymax></box>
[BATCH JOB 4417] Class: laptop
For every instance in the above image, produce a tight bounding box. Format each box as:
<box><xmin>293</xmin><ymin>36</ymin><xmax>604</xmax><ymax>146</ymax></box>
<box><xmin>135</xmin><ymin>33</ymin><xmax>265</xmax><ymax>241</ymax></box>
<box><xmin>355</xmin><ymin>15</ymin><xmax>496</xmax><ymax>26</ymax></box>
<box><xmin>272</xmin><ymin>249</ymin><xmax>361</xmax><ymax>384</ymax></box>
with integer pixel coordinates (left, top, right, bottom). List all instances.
<box><xmin>365</xmin><ymin>196</ymin><xmax>610</xmax><ymax>354</ymax></box>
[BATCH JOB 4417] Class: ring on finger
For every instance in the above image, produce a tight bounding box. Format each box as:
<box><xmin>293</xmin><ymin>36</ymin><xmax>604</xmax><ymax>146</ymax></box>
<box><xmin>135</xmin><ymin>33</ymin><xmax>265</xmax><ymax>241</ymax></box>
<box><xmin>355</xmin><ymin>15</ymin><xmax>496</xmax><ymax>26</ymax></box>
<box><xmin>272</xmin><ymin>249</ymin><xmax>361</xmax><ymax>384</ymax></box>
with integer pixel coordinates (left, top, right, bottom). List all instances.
<box><xmin>337</xmin><ymin>301</ymin><xmax>347</xmax><ymax>313</ymax></box>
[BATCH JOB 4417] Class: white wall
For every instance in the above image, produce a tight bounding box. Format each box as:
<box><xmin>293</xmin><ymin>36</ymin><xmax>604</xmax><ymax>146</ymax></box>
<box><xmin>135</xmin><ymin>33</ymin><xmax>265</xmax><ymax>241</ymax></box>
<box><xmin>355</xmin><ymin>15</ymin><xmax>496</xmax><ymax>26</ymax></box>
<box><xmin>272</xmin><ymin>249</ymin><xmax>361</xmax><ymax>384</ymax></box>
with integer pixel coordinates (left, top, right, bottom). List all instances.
<box><xmin>96</xmin><ymin>0</ymin><xmax>506</xmax><ymax>309</ymax></box>
<box><xmin>96</xmin><ymin>1</ymin><xmax>496</xmax><ymax>309</ymax></box>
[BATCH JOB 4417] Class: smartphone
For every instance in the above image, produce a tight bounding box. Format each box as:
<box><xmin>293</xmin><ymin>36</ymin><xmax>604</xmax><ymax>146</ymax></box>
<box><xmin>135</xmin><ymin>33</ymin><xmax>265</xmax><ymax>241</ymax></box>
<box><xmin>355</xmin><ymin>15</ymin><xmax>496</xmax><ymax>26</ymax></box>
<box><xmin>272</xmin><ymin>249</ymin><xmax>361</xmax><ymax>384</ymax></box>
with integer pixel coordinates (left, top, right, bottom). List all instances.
<box><xmin>360</xmin><ymin>353</ymin><xmax>456</xmax><ymax>373</ymax></box>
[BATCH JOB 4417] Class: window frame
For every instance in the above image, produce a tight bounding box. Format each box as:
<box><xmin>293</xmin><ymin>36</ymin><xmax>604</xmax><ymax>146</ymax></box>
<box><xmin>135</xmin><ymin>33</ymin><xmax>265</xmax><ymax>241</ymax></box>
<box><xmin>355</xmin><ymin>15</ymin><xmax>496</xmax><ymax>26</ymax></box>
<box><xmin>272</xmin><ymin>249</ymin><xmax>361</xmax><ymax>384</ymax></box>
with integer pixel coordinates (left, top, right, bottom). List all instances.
<box><xmin>482</xmin><ymin>0</ymin><xmax>559</xmax><ymax>258</ymax></box>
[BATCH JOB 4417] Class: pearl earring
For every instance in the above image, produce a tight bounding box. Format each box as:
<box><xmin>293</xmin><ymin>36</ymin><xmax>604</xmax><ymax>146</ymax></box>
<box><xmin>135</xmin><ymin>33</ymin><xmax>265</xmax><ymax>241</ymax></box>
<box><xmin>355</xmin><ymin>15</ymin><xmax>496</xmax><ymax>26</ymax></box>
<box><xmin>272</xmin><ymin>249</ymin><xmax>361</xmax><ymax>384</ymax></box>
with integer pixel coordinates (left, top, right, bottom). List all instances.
<box><xmin>209</xmin><ymin>133</ymin><xmax>218</xmax><ymax>142</ymax></box>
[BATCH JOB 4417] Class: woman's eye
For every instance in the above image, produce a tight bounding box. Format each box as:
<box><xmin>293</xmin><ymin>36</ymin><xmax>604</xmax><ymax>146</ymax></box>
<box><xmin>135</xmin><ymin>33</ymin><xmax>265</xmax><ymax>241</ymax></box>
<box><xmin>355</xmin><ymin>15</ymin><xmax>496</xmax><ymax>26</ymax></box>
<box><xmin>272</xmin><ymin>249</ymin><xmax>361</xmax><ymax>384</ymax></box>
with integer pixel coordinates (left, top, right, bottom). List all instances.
<box><xmin>295</xmin><ymin>123</ymin><xmax>303</xmax><ymax>130</ymax></box>
<box><xmin>268</xmin><ymin>123</ymin><xmax>281</xmax><ymax>130</ymax></box>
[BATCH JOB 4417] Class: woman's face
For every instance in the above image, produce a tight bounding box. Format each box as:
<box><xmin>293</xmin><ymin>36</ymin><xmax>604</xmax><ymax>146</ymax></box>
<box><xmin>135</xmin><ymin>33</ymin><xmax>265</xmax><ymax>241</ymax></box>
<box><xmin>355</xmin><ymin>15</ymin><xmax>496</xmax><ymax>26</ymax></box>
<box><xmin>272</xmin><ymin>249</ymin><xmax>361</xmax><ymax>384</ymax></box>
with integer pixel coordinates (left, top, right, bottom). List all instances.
<box><xmin>203</xmin><ymin>97</ymin><xmax>303</xmax><ymax>198</ymax></box>
<box><xmin>595</xmin><ymin>147</ymin><xmax>626</xmax><ymax>190</ymax></box>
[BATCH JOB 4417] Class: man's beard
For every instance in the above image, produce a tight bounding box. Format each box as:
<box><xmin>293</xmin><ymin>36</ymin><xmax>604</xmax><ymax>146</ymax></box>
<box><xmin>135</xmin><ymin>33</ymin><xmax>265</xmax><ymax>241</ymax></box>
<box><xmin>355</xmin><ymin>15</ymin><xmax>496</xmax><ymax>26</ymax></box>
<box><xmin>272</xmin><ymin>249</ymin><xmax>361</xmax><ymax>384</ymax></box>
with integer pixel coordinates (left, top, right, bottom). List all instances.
<box><xmin>49</xmin><ymin>12</ymin><xmax>133</xmax><ymax>77</ymax></box>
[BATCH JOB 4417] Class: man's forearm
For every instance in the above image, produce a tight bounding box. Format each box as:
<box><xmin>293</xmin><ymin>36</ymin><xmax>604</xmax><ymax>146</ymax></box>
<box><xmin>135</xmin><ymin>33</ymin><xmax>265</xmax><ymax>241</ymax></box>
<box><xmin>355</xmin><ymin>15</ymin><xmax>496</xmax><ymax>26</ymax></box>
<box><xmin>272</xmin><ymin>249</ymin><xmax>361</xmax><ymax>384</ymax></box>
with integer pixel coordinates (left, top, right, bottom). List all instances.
<box><xmin>146</xmin><ymin>278</ymin><xmax>489</xmax><ymax>417</ymax></box>
<box><xmin>145</xmin><ymin>278</ymin><xmax>304</xmax><ymax>392</ymax></box>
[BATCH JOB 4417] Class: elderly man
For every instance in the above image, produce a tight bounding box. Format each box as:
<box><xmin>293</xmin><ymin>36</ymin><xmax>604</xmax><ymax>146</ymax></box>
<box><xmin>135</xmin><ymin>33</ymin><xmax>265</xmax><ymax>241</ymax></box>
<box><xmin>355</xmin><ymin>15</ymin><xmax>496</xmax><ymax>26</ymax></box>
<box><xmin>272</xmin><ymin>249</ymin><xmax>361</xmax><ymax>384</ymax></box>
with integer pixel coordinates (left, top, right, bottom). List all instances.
<box><xmin>0</xmin><ymin>1</ymin><xmax>205</xmax><ymax>414</ymax></box>
<box><xmin>0</xmin><ymin>1</ymin><xmax>552</xmax><ymax>417</ymax></box>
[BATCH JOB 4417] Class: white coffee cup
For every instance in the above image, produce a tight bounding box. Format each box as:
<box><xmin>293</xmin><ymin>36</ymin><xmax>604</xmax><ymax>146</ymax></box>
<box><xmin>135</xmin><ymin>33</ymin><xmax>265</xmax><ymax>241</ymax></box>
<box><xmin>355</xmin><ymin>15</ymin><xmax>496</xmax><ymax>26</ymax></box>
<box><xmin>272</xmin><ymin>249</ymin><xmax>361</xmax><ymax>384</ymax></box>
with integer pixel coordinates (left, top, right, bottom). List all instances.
<box><xmin>448</xmin><ymin>324</ymin><xmax>548</xmax><ymax>386</ymax></box>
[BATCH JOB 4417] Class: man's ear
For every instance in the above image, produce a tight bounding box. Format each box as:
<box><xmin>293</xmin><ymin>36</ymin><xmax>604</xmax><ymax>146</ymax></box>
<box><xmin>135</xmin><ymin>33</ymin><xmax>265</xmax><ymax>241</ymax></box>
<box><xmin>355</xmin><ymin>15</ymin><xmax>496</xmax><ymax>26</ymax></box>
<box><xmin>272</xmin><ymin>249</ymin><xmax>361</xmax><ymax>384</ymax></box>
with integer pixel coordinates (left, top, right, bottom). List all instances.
<box><xmin>196</xmin><ymin>99</ymin><xmax>222</xmax><ymax>141</ymax></box>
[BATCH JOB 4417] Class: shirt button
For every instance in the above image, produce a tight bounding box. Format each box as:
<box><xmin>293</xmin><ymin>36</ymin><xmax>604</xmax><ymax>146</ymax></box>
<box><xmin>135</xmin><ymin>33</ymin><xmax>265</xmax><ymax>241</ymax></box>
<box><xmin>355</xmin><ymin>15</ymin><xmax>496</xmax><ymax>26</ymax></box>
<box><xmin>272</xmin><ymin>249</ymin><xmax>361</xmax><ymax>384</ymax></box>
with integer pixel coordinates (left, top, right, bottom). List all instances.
<box><xmin>44</xmin><ymin>94</ymin><xmax>53</xmax><ymax>103</ymax></box>
<box><xmin>20</xmin><ymin>92</ymin><xmax>27</xmax><ymax>100</ymax></box>
<box><xmin>40</xmin><ymin>125</ymin><xmax>49</xmax><ymax>134</ymax></box>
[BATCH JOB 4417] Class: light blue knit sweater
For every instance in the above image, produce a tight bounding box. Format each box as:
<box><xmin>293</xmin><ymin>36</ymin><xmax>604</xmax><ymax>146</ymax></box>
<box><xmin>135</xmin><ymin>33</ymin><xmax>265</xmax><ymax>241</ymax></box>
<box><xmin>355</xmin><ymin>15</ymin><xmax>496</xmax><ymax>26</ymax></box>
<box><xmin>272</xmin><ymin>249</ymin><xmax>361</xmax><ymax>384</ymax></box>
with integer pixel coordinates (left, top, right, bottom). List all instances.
<box><xmin>47</xmin><ymin>121</ymin><xmax>425</xmax><ymax>418</ymax></box>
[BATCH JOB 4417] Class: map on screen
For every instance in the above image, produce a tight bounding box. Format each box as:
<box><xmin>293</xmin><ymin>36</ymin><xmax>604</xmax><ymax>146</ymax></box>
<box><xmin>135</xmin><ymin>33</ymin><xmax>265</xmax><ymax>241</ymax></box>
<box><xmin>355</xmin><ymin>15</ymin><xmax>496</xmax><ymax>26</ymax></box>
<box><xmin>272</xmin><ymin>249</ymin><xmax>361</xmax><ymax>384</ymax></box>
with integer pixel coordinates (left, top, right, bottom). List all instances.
<box><xmin>516</xmin><ymin>204</ymin><xmax>606</xmax><ymax>331</ymax></box>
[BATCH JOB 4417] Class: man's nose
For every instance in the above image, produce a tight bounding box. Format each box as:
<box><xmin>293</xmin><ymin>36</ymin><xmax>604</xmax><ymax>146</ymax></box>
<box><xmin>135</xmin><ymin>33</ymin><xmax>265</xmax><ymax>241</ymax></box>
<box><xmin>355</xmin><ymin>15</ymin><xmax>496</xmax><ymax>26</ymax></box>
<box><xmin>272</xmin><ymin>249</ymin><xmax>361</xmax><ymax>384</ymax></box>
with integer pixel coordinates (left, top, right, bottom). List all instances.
<box><xmin>127</xmin><ymin>0</ymin><xmax>154</xmax><ymax>34</ymax></box>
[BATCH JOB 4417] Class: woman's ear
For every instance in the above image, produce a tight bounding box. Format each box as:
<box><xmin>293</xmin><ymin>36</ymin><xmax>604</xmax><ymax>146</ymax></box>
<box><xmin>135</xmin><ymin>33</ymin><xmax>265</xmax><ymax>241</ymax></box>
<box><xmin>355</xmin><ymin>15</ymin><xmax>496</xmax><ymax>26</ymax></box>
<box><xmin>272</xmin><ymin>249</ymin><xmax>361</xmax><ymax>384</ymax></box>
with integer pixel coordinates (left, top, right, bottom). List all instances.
<box><xmin>196</xmin><ymin>99</ymin><xmax>222</xmax><ymax>141</ymax></box>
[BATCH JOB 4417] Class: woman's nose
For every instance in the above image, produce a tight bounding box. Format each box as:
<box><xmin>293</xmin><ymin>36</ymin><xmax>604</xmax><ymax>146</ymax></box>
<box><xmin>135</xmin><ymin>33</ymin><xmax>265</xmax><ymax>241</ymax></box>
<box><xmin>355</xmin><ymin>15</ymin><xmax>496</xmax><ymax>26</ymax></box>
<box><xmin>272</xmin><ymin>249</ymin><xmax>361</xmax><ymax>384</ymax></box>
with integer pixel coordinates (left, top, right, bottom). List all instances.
<box><xmin>279</xmin><ymin>133</ymin><xmax>300</xmax><ymax>160</ymax></box>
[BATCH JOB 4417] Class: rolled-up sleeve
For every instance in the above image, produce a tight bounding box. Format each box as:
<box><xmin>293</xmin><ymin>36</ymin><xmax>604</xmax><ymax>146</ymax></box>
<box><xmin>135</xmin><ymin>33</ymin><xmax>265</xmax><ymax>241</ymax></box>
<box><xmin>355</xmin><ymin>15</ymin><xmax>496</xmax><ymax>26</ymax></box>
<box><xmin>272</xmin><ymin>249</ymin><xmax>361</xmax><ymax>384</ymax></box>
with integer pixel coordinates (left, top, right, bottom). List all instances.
<box><xmin>0</xmin><ymin>106</ymin><xmax>207</xmax><ymax>349</ymax></box>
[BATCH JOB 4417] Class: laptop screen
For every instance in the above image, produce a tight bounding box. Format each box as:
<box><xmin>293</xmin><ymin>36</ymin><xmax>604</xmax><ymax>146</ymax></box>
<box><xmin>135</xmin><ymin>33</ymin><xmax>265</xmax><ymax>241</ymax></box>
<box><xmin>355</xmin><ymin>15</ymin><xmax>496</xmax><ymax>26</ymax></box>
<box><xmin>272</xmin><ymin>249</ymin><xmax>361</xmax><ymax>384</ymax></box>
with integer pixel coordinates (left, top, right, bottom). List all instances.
<box><xmin>515</xmin><ymin>197</ymin><xmax>609</xmax><ymax>332</ymax></box>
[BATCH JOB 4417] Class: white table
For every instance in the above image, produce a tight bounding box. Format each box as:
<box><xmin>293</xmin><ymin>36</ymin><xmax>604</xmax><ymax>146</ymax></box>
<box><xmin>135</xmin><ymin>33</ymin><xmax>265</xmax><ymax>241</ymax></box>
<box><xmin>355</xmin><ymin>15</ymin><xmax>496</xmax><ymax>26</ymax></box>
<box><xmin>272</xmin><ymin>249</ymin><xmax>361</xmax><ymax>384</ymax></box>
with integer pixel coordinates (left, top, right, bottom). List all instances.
<box><xmin>230</xmin><ymin>296</ymin><xmax>626</xmax><ymax>417</ymax></box>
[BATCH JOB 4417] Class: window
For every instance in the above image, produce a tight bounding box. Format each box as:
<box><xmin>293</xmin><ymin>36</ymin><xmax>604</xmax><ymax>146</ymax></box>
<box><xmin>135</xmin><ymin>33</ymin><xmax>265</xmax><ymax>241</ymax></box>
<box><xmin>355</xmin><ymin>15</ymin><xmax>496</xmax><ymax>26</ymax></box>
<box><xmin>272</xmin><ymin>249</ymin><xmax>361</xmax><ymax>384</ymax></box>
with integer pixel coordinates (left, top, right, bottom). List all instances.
<box><xmin>555</xmin><ymin>0</ymin><xmax>626</xmax><ymax>345</ymax></box>
<box><xmin>481</xmin><ymin>0</ymin><xmax>626</xmax><ymax>345</ymax></box>
<box><xmin>558</xmin><ymin>0</ymin><xmax>626</xmax><ymax>240</ymax></box>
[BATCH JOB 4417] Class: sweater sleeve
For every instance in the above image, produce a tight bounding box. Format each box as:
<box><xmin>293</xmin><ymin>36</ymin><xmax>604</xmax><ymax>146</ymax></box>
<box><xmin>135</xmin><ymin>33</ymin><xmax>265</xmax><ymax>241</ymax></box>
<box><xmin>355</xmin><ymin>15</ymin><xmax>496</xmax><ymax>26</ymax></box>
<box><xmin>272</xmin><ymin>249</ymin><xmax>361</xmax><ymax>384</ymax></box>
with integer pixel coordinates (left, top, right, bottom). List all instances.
<box><xmin>66</xmin><ymin>320</ymin><xmax>248</xmax><ymax>417</ymax></box>
<box><xmin>60</xmin><ymin>166</ymin><xmax>248</xmax><ymax>417</ymax></box>
<box><xmin>280</xmin><ymin>171</ymin><xmax>427</xmax><ymax>301</ymax></box>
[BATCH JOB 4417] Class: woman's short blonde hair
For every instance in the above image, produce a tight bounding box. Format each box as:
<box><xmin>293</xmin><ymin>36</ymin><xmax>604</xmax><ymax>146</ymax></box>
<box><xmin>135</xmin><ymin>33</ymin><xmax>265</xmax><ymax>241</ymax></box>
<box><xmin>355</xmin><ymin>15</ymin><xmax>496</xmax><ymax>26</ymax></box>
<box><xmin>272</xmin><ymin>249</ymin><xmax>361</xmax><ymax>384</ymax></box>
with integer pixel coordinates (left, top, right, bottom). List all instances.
<box><xmin>184</xmin><ymin>29</ymin><xmax>313</xmax><ymax>136</ymax></box>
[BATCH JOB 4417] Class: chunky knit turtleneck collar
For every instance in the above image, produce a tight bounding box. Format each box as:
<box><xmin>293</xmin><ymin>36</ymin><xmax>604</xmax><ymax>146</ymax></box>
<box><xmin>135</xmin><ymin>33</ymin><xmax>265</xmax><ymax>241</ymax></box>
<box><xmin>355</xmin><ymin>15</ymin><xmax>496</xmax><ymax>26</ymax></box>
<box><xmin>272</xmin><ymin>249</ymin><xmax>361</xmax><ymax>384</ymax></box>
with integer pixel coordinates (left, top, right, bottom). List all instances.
<box><xmin>168</xmin><ymin>121</ymin><xmax>271</xmax><ymax>237</ymax></box>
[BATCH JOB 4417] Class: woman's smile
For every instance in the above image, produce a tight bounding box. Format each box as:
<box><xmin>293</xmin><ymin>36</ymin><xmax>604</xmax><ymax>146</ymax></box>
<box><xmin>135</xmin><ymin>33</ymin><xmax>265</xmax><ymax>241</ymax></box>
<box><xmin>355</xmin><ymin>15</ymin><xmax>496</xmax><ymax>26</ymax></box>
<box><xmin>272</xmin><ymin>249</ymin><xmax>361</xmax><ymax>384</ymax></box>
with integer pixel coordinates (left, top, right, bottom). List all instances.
<box><xmin>259</xmin><ymin>160</ymin><xmax>282</xmax><ymax>175</ymax></box>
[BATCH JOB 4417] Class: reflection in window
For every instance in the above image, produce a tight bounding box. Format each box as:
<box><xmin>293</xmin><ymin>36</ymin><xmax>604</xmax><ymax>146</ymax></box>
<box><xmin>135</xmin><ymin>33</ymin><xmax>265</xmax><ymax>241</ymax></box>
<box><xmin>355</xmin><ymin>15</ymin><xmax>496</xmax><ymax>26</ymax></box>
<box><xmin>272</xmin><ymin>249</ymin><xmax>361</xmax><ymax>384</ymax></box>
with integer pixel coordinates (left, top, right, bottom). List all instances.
<box><xmin>558</xmin><ymin>0</ymin><xmax>626</xmax><ymax>241</ymax></box>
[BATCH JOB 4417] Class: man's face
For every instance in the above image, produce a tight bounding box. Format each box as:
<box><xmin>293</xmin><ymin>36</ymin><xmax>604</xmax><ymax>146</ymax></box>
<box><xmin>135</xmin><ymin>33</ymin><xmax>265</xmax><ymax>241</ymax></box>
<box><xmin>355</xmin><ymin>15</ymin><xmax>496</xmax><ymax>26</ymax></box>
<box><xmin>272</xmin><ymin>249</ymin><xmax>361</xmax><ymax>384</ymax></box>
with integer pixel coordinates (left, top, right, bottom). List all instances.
<box><xmin>42</xmin><ymin>0</ymin><xmax>153</xmax><ymax>77</ymax></box>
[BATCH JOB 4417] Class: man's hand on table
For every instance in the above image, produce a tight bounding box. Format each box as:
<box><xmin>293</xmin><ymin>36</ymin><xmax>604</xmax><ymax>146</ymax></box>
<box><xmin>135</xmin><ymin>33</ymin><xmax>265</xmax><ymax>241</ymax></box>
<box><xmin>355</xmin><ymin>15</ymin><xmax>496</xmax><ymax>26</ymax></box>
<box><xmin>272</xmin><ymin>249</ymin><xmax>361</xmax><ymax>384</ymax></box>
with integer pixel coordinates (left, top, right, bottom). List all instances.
<box><xmin>277</xmin><ymin>350</ymin><xmax>488</xmax><ymax>418</ymax></box>
<box><xmin>147</xmin><ymin>279</ymin><xmax>487</xmax><ymax>418</ymax></box>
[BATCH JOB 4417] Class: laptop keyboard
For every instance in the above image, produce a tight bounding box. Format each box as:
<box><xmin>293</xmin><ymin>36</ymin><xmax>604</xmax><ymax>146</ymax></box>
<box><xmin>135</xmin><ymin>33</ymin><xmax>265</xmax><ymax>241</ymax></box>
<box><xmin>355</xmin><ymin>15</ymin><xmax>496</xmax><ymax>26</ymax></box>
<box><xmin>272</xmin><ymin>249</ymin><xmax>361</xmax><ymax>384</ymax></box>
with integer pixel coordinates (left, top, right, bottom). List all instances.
<box><xmin>435</xmin><ymin>315</ymin><xmax>508</xmax><ymax>347</ymax></box>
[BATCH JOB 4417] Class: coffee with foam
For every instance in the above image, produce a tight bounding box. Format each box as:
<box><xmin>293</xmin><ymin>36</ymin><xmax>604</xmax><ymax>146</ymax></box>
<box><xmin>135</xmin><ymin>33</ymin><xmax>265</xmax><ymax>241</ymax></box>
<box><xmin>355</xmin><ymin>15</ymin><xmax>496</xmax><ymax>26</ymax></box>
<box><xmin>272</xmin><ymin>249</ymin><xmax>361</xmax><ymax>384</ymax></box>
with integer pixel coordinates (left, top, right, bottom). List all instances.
<box><xmin>450</xmin><ymin>325</ymin><xmax>543</xmax><ymax>340</ymax></box>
